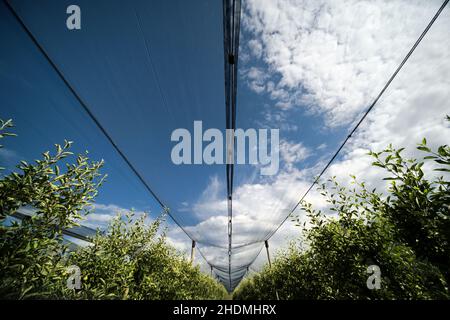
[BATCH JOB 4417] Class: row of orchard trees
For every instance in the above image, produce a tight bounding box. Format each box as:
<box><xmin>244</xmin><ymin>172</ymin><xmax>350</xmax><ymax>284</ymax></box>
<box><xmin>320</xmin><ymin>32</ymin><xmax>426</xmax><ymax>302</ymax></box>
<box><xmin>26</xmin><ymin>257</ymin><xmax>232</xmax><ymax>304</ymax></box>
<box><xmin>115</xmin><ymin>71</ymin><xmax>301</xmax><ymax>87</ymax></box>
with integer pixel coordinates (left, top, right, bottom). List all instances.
<box><xmin>0</xmin><ymin>119</ymin><xmax>228</xmax><ymax>299</ymax></box>
<box><xmin>234</xmin><ymin>117</ymin><xmax>450</xmax><ymax>300</ymax></box>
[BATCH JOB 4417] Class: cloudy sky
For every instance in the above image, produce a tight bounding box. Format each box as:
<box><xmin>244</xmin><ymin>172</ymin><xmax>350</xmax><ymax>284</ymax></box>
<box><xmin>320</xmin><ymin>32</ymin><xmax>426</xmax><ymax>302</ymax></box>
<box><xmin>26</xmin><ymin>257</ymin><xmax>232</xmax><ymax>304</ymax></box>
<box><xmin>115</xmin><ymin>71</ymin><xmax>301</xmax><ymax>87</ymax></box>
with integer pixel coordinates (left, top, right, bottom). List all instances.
<box><xmin>168</xmin><ymin>0</ymin><xmax>450</xmax><ymax>283</ymax></box>
<box><xmin>1</xmin><ymin>0</ymin><xmax>449</xmax><ymax>290</ymax></box>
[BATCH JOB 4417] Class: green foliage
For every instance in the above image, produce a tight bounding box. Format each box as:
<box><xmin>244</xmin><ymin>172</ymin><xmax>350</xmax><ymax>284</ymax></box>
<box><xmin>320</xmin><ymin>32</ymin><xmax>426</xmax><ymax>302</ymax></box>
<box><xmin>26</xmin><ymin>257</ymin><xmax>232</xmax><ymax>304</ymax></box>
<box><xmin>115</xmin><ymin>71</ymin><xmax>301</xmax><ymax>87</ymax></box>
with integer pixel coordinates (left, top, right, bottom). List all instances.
<box><xmin>66</xmin><ymin>212</ymin><xmax>228</xmax><ymax>300</ymax></box>
<box><xmin>0</xmin><ymin>119</ymin><xmax>16</xmax><ymax>171</ymax></box>
<box><xmin>0</xmin><ymin>119</ymin><xmax>227</xmax><ymax>300</ymax></box>
<box><xmin>375</xmin><ymin>141</ymin><xmax>450</xmax><ymax>279</ymax></box>
<box><xmin>234</xmin><ymin>119</ymin><xmax>450</xmax><ymax>300</ymax></box>
<box><xmin>0</xmin><ymin>120</ymin><xmax>106</xmax><ymax>299</ymax></box>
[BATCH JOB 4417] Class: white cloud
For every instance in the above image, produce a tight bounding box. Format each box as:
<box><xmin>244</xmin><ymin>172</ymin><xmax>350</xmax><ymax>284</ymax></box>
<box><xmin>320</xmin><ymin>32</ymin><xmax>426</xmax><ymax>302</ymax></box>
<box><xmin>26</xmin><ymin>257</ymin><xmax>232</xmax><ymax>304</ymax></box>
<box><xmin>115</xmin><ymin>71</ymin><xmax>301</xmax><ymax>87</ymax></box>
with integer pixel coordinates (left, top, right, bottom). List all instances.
<box><xmin>260</xmin><ymin>108</ymin><xmax>299</xmax><ymax>132</ymax></box>
<box><xmin>81</xmin><ymin>203</ymin><xmax>151</xmax><ymax>230</ymax></box>
<box><xmin>279</xmin><ymin>140</ymin><xmax>311</xmax><ymax>168</ymax></box>
<box><xmin>317</xmin><ymin>143</ymin><xmax>327</xmax><ymax>150</ymax></box>
<box><xmin>248</xmin><ymin>39</ymin><xmax>263</xmax><ymax>59</ymax></box>
<box><xmin>187</xmin><ymin>175</ymin><xmax>227</xmax><ymax>220</ymax></box>
<box><xmin>241</xmin><ymin>0</ymin><xmax>450</xmax><ymax>194</ymax></box>
<box><xmin>242</xmin><ymin>0</ymin><xmax>449</xmax><ymax>127</ymax></box>
<box><xmin>243</xmin><ymin>66</ymin><xmax>269</xmax><ymax>94</ymax></box>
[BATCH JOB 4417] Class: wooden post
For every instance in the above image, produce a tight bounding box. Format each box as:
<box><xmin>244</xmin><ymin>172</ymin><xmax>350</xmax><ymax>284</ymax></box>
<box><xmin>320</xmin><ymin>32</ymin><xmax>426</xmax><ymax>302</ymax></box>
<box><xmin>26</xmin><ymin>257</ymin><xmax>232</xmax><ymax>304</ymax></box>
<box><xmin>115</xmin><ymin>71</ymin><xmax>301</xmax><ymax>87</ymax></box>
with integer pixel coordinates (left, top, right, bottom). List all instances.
<box><xmin>190</xmin><ymin>240</ymin><xmax>196</xmax><ymax>264</ymax></box>
<box><xmin>265</xmin><ymin>240</ymin><xmax>279</xmax><ymax>300</ymax></box>
<box><xmin>210</xmin><ymin>265</ymin><xmax>213</xmax><ymax>277</ymax></box>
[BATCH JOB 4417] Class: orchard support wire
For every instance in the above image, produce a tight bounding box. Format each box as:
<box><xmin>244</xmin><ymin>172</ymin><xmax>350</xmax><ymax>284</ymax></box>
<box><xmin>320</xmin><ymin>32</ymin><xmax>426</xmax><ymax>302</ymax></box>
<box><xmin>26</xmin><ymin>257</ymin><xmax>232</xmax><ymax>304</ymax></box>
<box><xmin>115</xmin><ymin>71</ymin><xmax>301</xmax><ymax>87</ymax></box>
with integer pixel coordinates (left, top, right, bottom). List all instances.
<box><xmin>223</xmin><ymin>0</ymin><xmax>242</xmax><ymax>291</ymax></box>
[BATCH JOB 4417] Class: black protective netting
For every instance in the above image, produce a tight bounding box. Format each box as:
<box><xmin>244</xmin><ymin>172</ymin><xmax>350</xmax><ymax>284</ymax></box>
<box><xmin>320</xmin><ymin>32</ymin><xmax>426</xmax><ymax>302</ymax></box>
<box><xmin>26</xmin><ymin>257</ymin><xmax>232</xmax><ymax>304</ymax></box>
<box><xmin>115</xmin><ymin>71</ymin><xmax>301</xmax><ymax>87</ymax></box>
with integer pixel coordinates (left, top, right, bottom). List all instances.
<box><xmin>3</xmin><ymin>0</ymin><xmax>447</xmax><ymax>292</ymax></box>
<box><xmin>0</xmin><ymin>0</ymin><xmax>268</xmax><ymax>291</ymax></box>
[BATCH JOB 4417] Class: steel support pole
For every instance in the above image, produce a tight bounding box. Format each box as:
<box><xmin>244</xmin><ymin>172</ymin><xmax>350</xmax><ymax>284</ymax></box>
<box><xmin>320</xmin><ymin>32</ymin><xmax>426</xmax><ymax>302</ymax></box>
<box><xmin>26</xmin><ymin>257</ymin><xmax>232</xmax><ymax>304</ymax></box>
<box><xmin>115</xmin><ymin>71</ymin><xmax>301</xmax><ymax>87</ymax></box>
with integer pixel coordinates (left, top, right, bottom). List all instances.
<box><xmin>264</xmin><ymin>240</ymin><xmax>272</xmax><ymax>267</ymax></box>
<box><xmin>265</xmin><ymin>240</ymin><xmax>279</xmax><ymax>300</ymax></box>
<box><xmin>190</xmin><ymin>240</ymin><xmax>196</xmax><ymax>264</ymax></box>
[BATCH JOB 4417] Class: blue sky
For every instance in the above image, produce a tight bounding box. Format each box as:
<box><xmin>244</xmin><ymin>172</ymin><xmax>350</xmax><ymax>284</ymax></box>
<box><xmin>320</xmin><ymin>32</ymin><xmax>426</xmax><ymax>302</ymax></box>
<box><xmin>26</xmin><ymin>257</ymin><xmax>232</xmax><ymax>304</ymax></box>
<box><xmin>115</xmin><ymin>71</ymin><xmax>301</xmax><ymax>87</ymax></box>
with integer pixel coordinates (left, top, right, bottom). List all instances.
<box><xmin>1</xmin><ymin>0</ymin><xmax>227</xmax><ymax>222</ymax></box>
<box><xmin>1</xmin><ymin>0</ymin><xmax>450</xmax><ymax>289</ymax></box>
<box><xmin>0</xmin><ymin>0</ymin><xmax>345</xmax><ymax>227</ymax></box>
